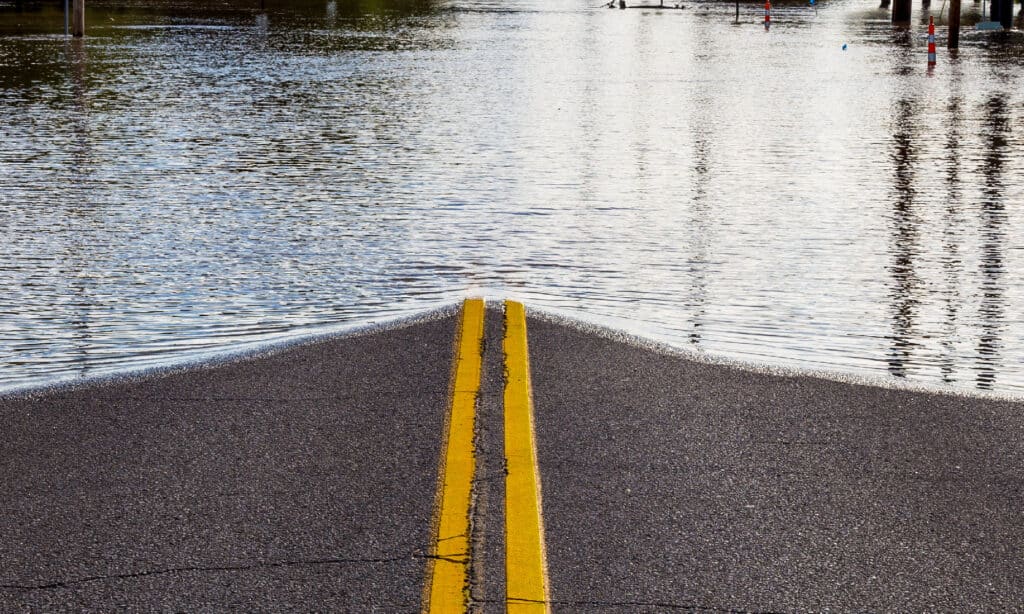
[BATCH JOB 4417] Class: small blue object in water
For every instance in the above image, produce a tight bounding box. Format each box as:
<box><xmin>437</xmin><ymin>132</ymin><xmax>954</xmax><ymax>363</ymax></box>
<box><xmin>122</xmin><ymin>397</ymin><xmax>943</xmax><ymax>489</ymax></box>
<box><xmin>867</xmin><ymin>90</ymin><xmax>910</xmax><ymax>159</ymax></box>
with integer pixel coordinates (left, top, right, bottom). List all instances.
<box><xmin>842</xmin><ymin>43</ymin><xmax>848</xmax><ymax>50</ymax></box>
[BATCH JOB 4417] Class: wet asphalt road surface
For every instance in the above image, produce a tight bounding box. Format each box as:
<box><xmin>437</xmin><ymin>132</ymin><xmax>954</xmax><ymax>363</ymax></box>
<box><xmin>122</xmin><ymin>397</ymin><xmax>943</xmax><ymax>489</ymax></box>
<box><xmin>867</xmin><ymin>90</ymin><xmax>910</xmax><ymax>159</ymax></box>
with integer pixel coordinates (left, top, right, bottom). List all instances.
<box><xmin>0</xmin><ymin>316</ymin><xmax>458</xmax><ymax>612</ymax></box>
<box><xmin>526</xmin><ymin>316</ymin><xmax>1024</xmax><ymax>612</ymax></box>
<box><xmin>3</xmin><ymin>305</ymin><xmax>1024</xmax><ymax>612</ymax></box>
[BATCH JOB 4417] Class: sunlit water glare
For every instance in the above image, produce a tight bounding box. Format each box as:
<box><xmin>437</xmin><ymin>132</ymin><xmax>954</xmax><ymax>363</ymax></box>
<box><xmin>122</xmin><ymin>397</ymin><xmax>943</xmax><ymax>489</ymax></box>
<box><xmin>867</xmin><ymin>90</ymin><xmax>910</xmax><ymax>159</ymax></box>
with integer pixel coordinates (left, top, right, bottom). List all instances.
<box><xmin>2</xmin><ymin>0</ymin><xmax>1023</xmax><ymax>394</ymax></box>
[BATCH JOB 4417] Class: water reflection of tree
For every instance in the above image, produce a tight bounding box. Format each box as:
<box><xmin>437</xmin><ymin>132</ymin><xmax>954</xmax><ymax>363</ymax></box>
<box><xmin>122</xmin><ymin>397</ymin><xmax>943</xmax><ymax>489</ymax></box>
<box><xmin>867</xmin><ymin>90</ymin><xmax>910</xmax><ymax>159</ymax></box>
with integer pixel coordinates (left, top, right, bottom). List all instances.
<box><xmin>0</xmin><ymin>0</ymin><xmax>444</xmax><ymax>92</ymax></box>
<box><xmin>975</xmin><ymin>94</ymin><xmax>1008</xmax><ymax>390</ymax></box>
<box><xmin>887</xmin><ymin>97</ymin><xmax>921</xmax><ymax>379</ymax></box>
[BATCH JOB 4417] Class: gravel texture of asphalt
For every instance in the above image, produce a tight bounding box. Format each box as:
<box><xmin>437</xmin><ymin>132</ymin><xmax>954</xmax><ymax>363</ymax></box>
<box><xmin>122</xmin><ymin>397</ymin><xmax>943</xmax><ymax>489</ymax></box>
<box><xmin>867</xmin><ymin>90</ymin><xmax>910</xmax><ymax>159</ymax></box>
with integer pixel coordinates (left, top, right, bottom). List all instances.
<box><xmin>0</xmin><ymin>314</ymin><xmax>458</xmax><ymax>612</ymax></box>
<box><xmin>3</xmin><ymin>305</ymin><xmax>1023</xmax><ymax>612</ymax></box>
<box><xmin>526</xmin><ymin>314</ymin><xmax>1024</xmax><ymax>612</ymax></box>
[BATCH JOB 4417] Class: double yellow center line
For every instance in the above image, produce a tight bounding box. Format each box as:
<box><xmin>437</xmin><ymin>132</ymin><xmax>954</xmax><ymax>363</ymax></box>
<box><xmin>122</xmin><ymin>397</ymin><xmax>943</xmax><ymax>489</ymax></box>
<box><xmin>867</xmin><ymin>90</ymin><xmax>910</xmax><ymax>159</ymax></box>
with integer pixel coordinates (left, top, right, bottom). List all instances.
<box><xmin>424</xmin><ymin>298</ymin><xmax>485</xmax><ymax>610</ymax></box>
<box><xmin>424</xmin><ymin>299</ymin><xmax>551</xmax><ymax>613</ymax></box>
<box><xmin>503</xmin><ymin>301</ymin><xmax>551</xmax><ymax>612</ymax></box>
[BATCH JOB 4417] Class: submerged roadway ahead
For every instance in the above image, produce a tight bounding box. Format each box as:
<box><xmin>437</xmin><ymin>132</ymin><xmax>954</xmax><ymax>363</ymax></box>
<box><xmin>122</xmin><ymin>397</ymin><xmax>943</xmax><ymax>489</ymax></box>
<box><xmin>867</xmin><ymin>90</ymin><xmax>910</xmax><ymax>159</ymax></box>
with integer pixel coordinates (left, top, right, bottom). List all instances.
<box><xmin>1</xmin><ymin>300</ymin><xmax>1022</xmax><ymax>612</ymax></box>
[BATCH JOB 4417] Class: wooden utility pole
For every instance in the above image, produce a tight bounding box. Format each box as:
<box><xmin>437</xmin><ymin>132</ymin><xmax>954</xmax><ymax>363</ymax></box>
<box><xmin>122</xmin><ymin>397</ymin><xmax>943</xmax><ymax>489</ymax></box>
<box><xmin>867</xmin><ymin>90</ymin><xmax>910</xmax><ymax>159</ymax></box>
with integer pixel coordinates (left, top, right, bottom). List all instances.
<box><xmin>72</xmin><ymin>0</ymin><xmax>84</xmax><ymax>37</ymax></box>
<box><xmin>949</xmin><ymin>0</ymin><xmax>961</xmax><ymax>47</ymax></box>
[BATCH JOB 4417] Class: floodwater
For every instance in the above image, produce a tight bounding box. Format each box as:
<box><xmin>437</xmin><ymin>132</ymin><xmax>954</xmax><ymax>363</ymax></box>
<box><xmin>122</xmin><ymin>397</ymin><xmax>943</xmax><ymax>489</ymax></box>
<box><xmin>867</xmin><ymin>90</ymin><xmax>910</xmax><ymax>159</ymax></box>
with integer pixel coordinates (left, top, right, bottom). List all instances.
<box><xmin>1</xmin><ymin>0</ymin><xmax>1023</xmax><ymax>395</ymax></box>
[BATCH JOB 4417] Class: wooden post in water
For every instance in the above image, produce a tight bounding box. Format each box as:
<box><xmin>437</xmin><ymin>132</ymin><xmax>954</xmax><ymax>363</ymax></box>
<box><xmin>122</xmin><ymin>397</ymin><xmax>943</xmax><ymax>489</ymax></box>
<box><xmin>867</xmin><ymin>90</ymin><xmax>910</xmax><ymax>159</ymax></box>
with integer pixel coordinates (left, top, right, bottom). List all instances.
<box><xmin>892</xmin><ymin>0</ymin><xmax>912</xmax><ymax>24</ymax></box>
<box><xmin>992</xmin><ymin>0</ymin><xmax>1014</xmax><ymax>27</ymax></box>
<box><xmin>948</xmin><ymin>0</ymin><xmax>961</xmax><ymax>47</ymax></box>
<box><xmin>72</xmin><ymin>0</ymin><xmax>84</xmax><ymax>37</ymax></box>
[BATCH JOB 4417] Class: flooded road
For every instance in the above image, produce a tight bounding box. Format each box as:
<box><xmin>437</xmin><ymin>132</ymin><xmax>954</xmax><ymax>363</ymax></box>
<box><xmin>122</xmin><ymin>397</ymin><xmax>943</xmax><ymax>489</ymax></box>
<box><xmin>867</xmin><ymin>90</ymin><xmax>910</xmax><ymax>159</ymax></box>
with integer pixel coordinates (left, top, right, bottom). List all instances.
<box><xmin>1</xmin><ymin>0</ymin><xmax>1023</xmax><ymax>394</ymax></box>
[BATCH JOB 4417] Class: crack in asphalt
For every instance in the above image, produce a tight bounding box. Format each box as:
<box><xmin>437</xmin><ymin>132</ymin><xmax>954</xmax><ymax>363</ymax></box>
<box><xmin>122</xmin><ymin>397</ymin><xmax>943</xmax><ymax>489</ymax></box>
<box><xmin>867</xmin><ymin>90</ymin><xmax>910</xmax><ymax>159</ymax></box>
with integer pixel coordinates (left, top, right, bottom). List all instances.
<box><xmin>482</xmin><ymin>598</ymin><xmax>783</xmax><ymax>613</ymax></box>
<box><xmin>471</xmin><ymin>471</ymin><xmax>505</xmax><ymax>485</ymax></box>
<box><xmin>422</xmin><ymin>553</ymin><xmax>469</xmax><ymax>565</ymax></box>
<box><xmin>0</xmin><ymin>553</ymin><xmax>419</xmax><ymax>592</ymax></box>
<box><xmin>124</xmin><ymin>396</ymin><xmax>355</xmax><ymax>403</ymax></box>
<box><xmin>750</xmin><ymin>440</ymin><xmax>832</xmax><ymax>447</ymax></box>
<box><xmin>548</xmin><ymin>602</ymin><xmax>785</xmax><ymax>613</ymax></box>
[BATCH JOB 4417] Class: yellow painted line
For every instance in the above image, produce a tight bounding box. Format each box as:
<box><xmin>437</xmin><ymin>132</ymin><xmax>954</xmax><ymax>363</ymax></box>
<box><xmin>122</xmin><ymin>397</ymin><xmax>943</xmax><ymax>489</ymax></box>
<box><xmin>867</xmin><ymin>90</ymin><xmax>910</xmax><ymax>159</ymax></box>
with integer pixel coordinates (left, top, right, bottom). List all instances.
<box><xmin>503</xmin><ymin>300</ymin><xmax>552</xmax><ymax>613</ymax></box>
<box><xmin>424</xmin><ymin>298</ymin><xmax>485</xmax><ymax>614</ymax></box>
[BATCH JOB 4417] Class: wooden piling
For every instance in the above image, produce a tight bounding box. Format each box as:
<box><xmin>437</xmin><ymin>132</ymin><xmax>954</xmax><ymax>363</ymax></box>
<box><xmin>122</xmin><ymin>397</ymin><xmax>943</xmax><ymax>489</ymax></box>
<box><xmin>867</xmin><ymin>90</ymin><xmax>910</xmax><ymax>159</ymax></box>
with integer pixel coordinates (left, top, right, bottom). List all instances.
<box><xmin>72</xmin><ymin>0</ymin><xmax>84</xmax><ymax>37</ymax></box>
<box><xmin>948</xmin><ymin>0</ymin><xmax>961</xmax><ymax>47</ymax></box>
<box><xmin>993</xmin><ymin>0</ymin><xmax>1014</xmax><ymax>27</ymax></box>
<box><xmin>892</xmin><ymin>0</ymin><xmax>911</xmax><ymax>24</ymax></box>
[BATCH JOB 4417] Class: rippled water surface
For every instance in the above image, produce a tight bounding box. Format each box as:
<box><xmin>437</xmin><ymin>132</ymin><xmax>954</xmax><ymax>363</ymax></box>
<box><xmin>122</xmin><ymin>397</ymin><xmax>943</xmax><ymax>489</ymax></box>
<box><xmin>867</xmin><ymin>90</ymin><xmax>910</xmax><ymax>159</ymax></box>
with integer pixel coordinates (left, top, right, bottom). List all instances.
<box><xmin>2</xmin><ymin>0</ymin><xmax>1023</xmax><ymax>394</ymax></box>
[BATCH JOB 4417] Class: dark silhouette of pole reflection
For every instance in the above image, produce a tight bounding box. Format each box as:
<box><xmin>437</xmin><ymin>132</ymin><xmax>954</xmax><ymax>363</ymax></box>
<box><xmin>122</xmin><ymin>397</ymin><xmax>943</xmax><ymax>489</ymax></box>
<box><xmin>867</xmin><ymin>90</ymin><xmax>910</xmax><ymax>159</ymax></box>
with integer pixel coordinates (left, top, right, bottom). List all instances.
<box><xmin>684</xmin><ymin>26</ymin><xmax>718</xmax><ymax>348</ymax></box>
<box><xmin>974</xmin><ymin>94</ymin><xmax>1009</xmax><ymax>390</ymax></box>
<box><xmin>64</xmin><ymin>37</ymin><xmax>98</xmax><ymax>378</ymax></box>
<box><xmin>886</xmin><ymin>97</ymin><xmax>922</xmax><ymax>379</ymax></box>
<box><xmin>940</xmin><ymin>87</ymin><xmax>964</xmax><ymax>385</ymax></box>
<box><xmin>687</xmin><ymin>129</ymin><xmax>710</xmax><ymax>347</ymax></box>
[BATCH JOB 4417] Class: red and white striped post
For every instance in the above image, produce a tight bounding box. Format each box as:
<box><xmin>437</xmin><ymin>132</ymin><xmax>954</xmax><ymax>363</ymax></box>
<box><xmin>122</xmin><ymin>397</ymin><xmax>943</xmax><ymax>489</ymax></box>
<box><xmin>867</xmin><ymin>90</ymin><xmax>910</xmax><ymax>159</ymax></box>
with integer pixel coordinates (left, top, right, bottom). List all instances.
<box><xmin>764</xmin><ymin>0</ymin><xmax>771</xmax><ymax>30</ymax></box>
<box><xmin>927</xmin><ymin>16</ymin><xmax>937</xmax><ymax>66</ymax></box>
